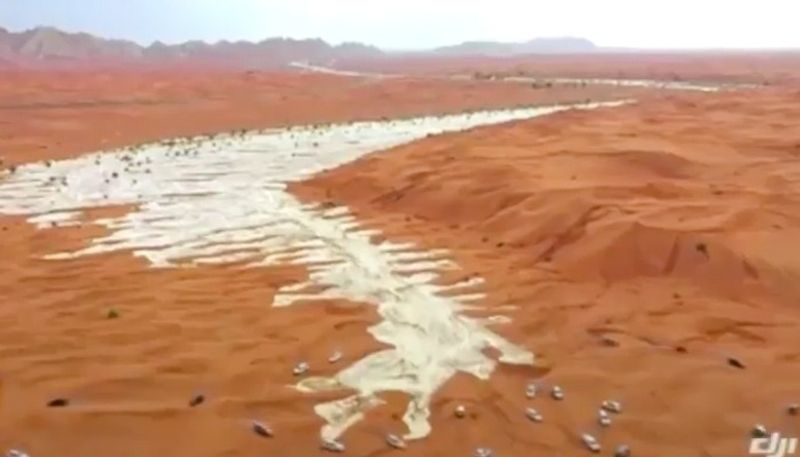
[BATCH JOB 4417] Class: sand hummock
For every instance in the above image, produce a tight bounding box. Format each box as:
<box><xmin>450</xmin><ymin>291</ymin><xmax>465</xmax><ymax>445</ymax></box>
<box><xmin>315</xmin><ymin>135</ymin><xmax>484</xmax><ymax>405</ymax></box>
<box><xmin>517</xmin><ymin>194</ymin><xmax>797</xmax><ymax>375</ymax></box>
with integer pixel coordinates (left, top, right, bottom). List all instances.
<box><xmin>4</xmin><ymin>104</ymin><xmax>629</xmax><ymax>448</ymax></box>
<box><xmin>293</xmin><ymin>87</ymin><xmax>800</xmax><ymax>456</ymax></box>
<box><xmin>1</xmin><ymin>68</ymin><xmax>799</xmax><ymax>457</ymax></box>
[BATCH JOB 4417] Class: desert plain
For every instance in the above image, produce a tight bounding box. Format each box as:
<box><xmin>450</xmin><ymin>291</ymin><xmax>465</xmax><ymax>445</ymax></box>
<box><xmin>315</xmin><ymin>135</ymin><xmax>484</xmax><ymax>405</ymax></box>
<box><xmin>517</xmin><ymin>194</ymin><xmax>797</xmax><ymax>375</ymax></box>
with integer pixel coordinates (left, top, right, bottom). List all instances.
<box><xmin>1</xmin><ymin>53</ymin><xmax>800</xmax><ymax>457</ymax></box>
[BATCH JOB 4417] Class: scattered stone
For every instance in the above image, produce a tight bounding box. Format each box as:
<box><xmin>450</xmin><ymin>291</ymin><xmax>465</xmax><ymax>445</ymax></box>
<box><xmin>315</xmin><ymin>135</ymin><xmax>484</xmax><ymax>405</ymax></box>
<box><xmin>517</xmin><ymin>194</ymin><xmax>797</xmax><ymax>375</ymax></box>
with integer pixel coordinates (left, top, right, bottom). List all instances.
<box><xmin>525</xmin><ymin>383</ymin><xmax>537</xmax><ymax>399</ymax></box>
<box><xmin>6</xmin><ymin>450</ymin><xmax>29</xmax><ymax>457</ymax></box>
<box><xmin>189</xmin><ymin>394</ymin><xmax>205</xmax><ymax>407</ymax></box>
<box><xmin>600</xmin><ymin>336</ymin><xmax>619</xmax><ymax>347</ymax></box>
<box><xmin>787</xmin><ymin>404</ymin><xmax>799</xmax><ymax>416</ymax></box>
<box><xmin>551</xmin><ymin>385</ymin><xmax>564</xmax><ymax>400</ymax></box>
<box><xmin>251</xmin><ymin>421</ymin><xmax>273</xmax><ymax>438</ymax></box>
<box><xmin>525</xmin><ymin>407</ymin><xmax>543</xmax><ymax>423</ymax></box>
<box><xmin>695</xmin><ymin>243</ymin><xmax>708</xmax><ymax>255</ymax></box>
<box><xmin>727</xmin><ymin>357</ymin><xmax>746</xmax><ymax>370</ymax></box>
<box><xmin>474</xmin><ymin>448</ymin><xmax>493</xmax><ymax>457</ymax></box>
<box><xmin>321</xmin><ymin>439</ymin><xmax>346</xmax><ymax>453</ymax></box>
<box><xmin>293</xmin><ymin>361</ymin><xmax>309</xmax><ymax>376</ymax></box>
<box><xmin>107</xmin><ymin>309</ymin><xmax>120</xmax><ymax>319</ymax></box>
<box><xmin>581</xmin><ymin>434</ymin><xmax>601</xmax><ymax>453</ymax></box>
<box><xmin>386</xmin><ymin>433</ymin><xmax>406</xmax><ymax>449</ymax></box>
<box><xmin>601</xmin><ymin>400</ymin><xmax>623</xmax><ymax>414</ymax></box>
<box><xmin>752</xmin><ymin>424</ymin><xmax>769</xmax><ymax>438</ymax></box>
<box><xmin>47</xmin><ymin>398</ymin><xmax>69</xmax><ymax>408</ymax></box>
<box><xmin>598</xmin><ymin>409</ymin><xmax>612</xmax><ymax>427</ymax></box>
<box><xmin>614</xmin><ymin>444</ymin><xmax>631</xmax><ymax>457</ymax></box>
<box><xmin>454</xmin><ymin>404</ymin><xmax>467</xmax><ymax>418</ymax></box>
<box><xmin>5</xmin><ymin>450</ymin><xmax>26</xmax><ymax>457</ymax></box>
<box><xmin>328</xmin><ymin>351</ymin><xmax>343</xmax><ymax>364</ymax></box>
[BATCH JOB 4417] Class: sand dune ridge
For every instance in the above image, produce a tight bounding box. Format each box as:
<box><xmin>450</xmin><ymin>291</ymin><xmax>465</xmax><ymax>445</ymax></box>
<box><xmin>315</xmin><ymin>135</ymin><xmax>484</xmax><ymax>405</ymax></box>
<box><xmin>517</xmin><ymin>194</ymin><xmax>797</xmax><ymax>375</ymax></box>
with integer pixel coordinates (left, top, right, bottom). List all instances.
<box><xmin>0</xmin><ymin>103</ymin><xmax>633</xmax><ymax>445</ymax></box>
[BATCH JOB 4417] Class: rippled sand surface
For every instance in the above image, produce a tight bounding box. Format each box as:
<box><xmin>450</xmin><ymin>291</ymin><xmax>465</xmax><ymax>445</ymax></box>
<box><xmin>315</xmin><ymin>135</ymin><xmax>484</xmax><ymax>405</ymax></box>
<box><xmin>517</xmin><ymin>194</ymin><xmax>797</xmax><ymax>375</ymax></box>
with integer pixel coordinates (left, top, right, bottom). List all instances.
<box><xmin>295</xmin><ymin>87</ymin><xmax>800</xmax><ymax>456</ymax></box>
<box><xmin>2</xmin><ymin>68</ymin><xmax>799</xmax><ymax>457</ymax></box>
<box><xmin>1</xmin><ymin>97</ymin><xmax>620</xmax><ymax>456</ymax></box>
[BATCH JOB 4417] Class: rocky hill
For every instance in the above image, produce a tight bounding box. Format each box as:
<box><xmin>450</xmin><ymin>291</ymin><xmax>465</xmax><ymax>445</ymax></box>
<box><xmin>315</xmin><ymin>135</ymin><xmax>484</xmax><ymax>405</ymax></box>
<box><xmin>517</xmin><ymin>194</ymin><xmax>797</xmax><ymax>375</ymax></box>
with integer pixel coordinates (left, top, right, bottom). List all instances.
<box><xmin>0</xmin><ymin>26</ymin><xmax>382</xmax><ymax>69</ymax></box>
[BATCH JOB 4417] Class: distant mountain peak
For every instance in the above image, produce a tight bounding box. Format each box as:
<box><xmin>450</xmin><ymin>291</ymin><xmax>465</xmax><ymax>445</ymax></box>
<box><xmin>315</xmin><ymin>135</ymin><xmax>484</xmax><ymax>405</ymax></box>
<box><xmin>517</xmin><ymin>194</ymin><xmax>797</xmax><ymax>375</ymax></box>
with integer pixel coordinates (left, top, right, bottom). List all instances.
<box><xmin>0</xmin><ymin>26</ymin><xmax>599</xmax><ymax>69</ymax></box>
<box><xmin>435</xmin><ymin>37</ymin><xmax>596</xmax><ymax>56</ymax></box>
<box><xmin>0</xmin><ymin>26</ymin><xmax>383</xmax><ymax>69</ymax></box>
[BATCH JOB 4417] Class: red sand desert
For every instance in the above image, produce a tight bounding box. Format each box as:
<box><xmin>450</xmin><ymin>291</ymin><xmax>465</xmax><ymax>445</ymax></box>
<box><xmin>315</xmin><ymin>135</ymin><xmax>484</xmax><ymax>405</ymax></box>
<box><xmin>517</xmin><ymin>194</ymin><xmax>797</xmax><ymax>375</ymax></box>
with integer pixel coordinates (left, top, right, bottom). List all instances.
<box><xmin>1</xmin><ymin>66</ymin><xmax>799</xmax><ymax>457</ymax></box>
<box><xmin>343</xmin><ymin>52</ymin><xmax>800</xmax><ymax>84</ymax></box>
<box><xmin>0</xmin><ymin>70</ymin><xmax>647</xmax><ymax>164</ymax></box>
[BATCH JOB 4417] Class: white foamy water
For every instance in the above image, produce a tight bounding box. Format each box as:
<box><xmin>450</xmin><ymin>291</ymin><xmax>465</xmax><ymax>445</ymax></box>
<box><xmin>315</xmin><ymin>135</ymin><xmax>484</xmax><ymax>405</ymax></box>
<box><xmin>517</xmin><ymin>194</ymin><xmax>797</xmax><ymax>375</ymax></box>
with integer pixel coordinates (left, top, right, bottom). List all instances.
<box><xmin>0</xmin><ymin>101</ymin><xmax>625</xmax><ymax>442</ymax></box>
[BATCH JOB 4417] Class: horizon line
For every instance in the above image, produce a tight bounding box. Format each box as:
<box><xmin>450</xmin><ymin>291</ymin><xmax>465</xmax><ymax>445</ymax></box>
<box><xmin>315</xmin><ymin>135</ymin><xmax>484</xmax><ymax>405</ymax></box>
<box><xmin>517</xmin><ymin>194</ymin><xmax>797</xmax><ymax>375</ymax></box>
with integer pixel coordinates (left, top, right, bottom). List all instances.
<box><xmin>5</xmin><ymin>24</ymin><xmax>800</xmax><ymax>53</ymax></box>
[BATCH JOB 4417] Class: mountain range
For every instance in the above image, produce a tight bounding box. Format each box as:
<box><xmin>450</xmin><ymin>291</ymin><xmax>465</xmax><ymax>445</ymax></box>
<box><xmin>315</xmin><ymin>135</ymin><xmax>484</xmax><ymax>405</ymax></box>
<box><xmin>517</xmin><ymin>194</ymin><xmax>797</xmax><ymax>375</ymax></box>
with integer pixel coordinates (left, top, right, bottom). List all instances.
<box><xmin>0</xmin><ymin>26</ymin><xmax>383</xmax><ymax>69</ymax></box>
<box><xmin>0</xmin><ymin>26</ymin><xmax>598</xmax><ymax>69</ymax></box>
<box><xmin>433</xmin><ymin>37</ymin><xmax>596</xmax><ymax>56</ymax></box>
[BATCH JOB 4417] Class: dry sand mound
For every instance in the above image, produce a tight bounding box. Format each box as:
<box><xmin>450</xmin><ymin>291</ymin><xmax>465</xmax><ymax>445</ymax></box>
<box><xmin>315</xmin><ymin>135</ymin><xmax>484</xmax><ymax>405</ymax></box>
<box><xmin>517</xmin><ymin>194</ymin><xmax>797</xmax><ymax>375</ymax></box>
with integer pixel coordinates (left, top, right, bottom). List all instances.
<box><xmin>1</xmin><ymin>73</ymin><xmax>799</xmax><ymax>457</ymax></box>
<box><xmin>293</xmin><ymin>88</ymin><xmax>800</xmax><ymax>456</ymax></box>
<box><xmin>345</xmin><ymin>52</ymin><xmax>800</xmax><ymax>85</ymax></box>
<box><xmin>0</xmin><ymin>70</ymin><xmax>647</xmax><ymax>164</ymax></box>
<box><xmin>1</xmin><ymin>102</ymin><xmax>622</xmax><ymax>456</ymax></box>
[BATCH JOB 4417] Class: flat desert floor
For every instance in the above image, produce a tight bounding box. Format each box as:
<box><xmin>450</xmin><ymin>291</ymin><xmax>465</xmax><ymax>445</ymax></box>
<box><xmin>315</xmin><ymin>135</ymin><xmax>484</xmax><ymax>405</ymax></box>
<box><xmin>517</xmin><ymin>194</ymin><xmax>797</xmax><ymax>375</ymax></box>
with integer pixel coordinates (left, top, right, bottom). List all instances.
<box><xmin>0</xmin><ymin>70</ymin><xmax>646</xmax><ymax>163</ymax></box>
<box><xmin>344</xmin><ymin>52</ymin><xmax>800</xmax><ymax>84</ymax></box>
<box><xmin>1</xmin><ymin>68</ymin><xmax>799</xmax><ymax>457</ymax></box>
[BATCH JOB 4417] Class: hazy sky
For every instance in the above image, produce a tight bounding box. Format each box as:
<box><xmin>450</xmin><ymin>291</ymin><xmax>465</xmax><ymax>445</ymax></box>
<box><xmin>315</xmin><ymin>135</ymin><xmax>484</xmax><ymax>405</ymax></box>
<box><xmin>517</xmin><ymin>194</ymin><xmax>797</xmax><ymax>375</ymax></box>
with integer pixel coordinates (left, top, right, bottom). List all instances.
<box><xmin>2</xmin><ymin>0</ymin><xmax>799</xmax><ymax>50</ymax></box>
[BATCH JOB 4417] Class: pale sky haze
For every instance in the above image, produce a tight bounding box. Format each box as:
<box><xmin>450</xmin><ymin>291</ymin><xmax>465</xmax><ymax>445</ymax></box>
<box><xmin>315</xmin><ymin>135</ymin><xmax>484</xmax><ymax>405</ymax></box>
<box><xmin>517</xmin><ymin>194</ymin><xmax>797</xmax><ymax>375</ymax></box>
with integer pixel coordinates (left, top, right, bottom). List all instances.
<box><xmin>1</xmin><ymin>0</ymin><xmax>798</xmax><ymax>50</ymax></box>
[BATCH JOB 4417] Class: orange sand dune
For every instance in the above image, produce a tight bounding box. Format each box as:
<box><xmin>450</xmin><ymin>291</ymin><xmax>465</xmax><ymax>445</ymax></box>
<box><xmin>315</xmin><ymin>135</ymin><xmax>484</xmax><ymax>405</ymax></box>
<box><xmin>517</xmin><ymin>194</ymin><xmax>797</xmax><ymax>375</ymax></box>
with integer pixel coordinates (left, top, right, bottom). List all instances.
<box><xmin>0</xmin><ymin>72</ymin><xmax>650</xmax><ymax>456</ymax></box>
<box><xmin>0</xmin><ymin>70</ymin><xmax>646</xmax><ymax>165</ymax></box>
<box><xmin>0</xmin><ymin>207</ymin><xmax>389</xmax><ymax>457</ymax></box>
<box><xmin>345</xmin><ymin>52</ymin><xmax>800</xmax><ymax>84</ymax></box>
<box><xmin>1</xmin><ymin>68</ymin><xmax>799</xmax><ymax>457</ymax></box>
<box><xmin>293</xmin><ymin>87</ymin><xmax>800</xmax><ymax>456</ymax></box>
